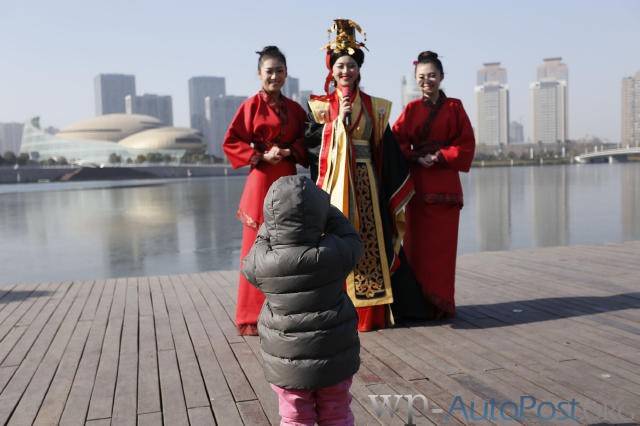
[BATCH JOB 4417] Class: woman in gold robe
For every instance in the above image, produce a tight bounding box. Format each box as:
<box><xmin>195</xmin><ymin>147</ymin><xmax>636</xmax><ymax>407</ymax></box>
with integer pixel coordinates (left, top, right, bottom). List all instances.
<box><xmin>305</xmin><ymin>19</ymin><xmax>424</xmax><ymax>331</ymax></box>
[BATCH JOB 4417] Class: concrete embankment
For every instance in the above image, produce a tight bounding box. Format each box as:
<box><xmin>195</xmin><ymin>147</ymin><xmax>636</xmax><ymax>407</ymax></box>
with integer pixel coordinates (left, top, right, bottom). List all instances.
<box><xmin>0</xmin><ymin>165</ymin><xmax>248</xmax><ymax>184</ymax></box>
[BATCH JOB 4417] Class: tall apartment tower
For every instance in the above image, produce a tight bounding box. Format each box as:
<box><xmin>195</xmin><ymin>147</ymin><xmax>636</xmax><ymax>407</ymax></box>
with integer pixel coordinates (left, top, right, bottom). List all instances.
<box><xmin>401</xmin><ymin>76</ymin><xmax>421</xmax><ymax>109</ymax></box>
<box><xmin>282</xmin><ymin>76</ymin><xmax>300</xmax><ymax>102</ymax></box>
<box><xmin>205</xmin><ymin>95</ymin><xmax>247</xmax><ymax>159</ymax></box>
<box><xmin>299</xmin><ymin>90</ymin><xmax>313</xmax><ymax>111</ymax></box>
<box><xmin>530</xmin><ymin>57</ymin><xmax>568</xmax><ymax>144</ymax></box>
<box><xmin>509</xmin><ymin>121</ymin><xmax>524</xmax><ymax>144</ymax></box>
<box><xmin>95</xmin><ymin>74</ymin><xmax>136</xmax><ymax>115</ymax></box>
<box><xmin>475</xmin><ymin>62</ymin><xmax>509</xmax><ymax>146</ymax></box>
<box><xmin>622</xmin><ymin>70</ymin><xmax>640</xmax><ymax>147</ymax></box>
<box><xmin>0</xmin><ymin>122</ymin><xmax>24</xmax><ymax>153</ymax></box>
<box><xmin>125</xmin><ymin>94</ymin><xmax>174</xmax><ymax>125</ymax></box>
<box><xmin>188</xmin><ymin>77</ymin><xmax>226</xmax><ymax>154</ymax></box>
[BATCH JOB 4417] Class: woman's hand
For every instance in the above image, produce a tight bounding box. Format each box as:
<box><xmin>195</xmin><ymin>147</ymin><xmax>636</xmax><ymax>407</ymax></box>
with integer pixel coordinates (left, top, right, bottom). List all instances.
<box><xmin>417</xmin><ymin>153</ymin><xmax>439</xmax><ymax>168</ymax></box>
<box><xmin>338</xmin><ymin>95</ymin><xmax>352</xmax><ymax>124</ymax></box>
<box><xmin>262</xmin><ymin>146</ymin><xmax>290</xmax><ymax>165</ymax></box>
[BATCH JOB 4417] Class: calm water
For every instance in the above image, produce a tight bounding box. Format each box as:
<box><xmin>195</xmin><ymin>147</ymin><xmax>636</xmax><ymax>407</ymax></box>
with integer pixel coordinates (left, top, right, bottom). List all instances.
<box><xmin>1</xmin><ymin>163</ymin><xmax>639</xmax><ymax>286</ymax></box>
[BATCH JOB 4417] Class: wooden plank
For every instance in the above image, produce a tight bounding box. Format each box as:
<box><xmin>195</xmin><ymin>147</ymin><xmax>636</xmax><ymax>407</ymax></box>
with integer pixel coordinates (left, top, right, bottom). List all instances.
<box><xmin>79</xmin><ymin>280</ymin><xmax>104</xmax><ymax>322</ymax></box>
<box><xmin>236</xmin><ymin>400</ymin><xmax>271</xmax><ymax>426</ymax></box>
<box><xmin>149</xmin><ymin>276</ymin><xmax>174</xmax><ymax>351</ymax></box>
<box><xmin>8</xmin><ymin>279</ymin><xmax>94</xmax><ymax>425</ymax></box>
<box><xmin>111</xmin><ymin>280</ymin><xmax>139</xmax><ymax>426</ymax></box>
<box><xmin>0</xmin><ymin>366</ymin><xmax>17</xmax><ymax>394</ymax></box>
<box><xmin>160</xmin><ymin>276</ymin><xmax>209</xmax><ymax>409</ymax></box>
<box><xmin>188</xmin><ymin>406</ymin><xmax>216</xmax><ymax>426</ymax></box>
<box><xmin>137</xmin><ymin>278</ymin><xmax>160</xmax><ymax>416</ymax></box>
<box><xmin>34</xmin><ymin>282</ymin><xmax>104</xmax><ymax>425</ymax></box>
<box><xmin>1</xmin><ymin>282</ymin><xmax>71</xmax><ymax>367</ymax></box>
<box><xmin>359</xmin><ymin>332</ymin><xmax>428</xmax><ymax>381</ymax></box>
<box><xmin>157</xmin><ymin>349</ymin><xmax>189</xmax><ymax>426</ymax></box>
<box><xmin>32</xmin><ymin>321</ymin><xmax>92</xmax><ymax>426</ymax></box>
<box><xmin>193</xmin><ymin>272</ymin><xmax>243</xmax><ymax>345</ymax></box>
<box><xmin>0</xmin><ymin>283</ymin><xmax>40</xmax><ymax>326</ymax></box>
<box><xmin>358</xmin><ymin>346</ymin><xmax>469</xmax><ymax>426</ymax></box>
<box><xmin>84</xmin><ymin>419</ymin><xmax>110</xmax><ymax>426</ymax></box>
<box><xmin>137</xmin><ymin>411</ymin><xmax>162</xmax><ymax>426</ymax></box>
<box><xmin>230</xmin><ymin>340</ymin><xmax>278</xmax><ymax>425</ymax></box>
<box><xmin>0</xmin><ymin>326</ymin><xmax>28</xmax><ymax>368</ymax></box>
<box><xmin>0</xmin><ymin>282</ymin><xmax>57</xmax><ymax>341</ymax></box>
<box><xmin>0</xmin><ymin>281</ymin><xmax>81</xmax><ymax>425</ymax></box>
<box><xmin>0</xmin><ymin>242</ymin><xmax>637</xmax><ymax>426</ymax></box>
<box><xmin>111</xmin><ymin>353</ymin><xmax>137</xmax><ymax>426</ymax></box>
<box><xmin>86</xmin><ymin>278</ymin><xmax>127</xmax><ymax>421</ymax></box>
<box><xmin>185</xmin><ymin>274</ymin><xmax>253</xmax><ymax>403</ymax></box>
<box><xmin>59</xmin><ymin>280</ymin><xmax>115</xmax><ymax>425</ymax></box>
<box><xmin>172</xmin><ymin>274</ymin><xmax>244</xmax><ymax>425</ymax></box>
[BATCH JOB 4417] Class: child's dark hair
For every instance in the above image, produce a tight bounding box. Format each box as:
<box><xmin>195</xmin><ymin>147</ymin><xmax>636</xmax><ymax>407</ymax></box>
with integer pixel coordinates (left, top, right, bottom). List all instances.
<box><xmin>414</xmin><ymin>51</ymin><xmax>444</xmax><ymax>76</ymax></box>
<box><xmin>256</xmin><ymin>46</ymin><xmax>287</xmax><ymax>70</ymax></box>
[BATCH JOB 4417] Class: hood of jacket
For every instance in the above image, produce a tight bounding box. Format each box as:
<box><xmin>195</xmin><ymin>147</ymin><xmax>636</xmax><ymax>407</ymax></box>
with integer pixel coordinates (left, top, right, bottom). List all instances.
<box><xmin>262</xmin><ymin>175</ymin><xmax>328</xmax><ymax>246</ymax></box>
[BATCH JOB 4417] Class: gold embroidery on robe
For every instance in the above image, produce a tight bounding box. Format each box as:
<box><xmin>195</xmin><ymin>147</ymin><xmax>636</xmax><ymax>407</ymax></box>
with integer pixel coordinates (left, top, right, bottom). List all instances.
<box><xmin>309</xmin><ymin>95</ymin><xmax>395</xmax><ymax>307</ymax></box>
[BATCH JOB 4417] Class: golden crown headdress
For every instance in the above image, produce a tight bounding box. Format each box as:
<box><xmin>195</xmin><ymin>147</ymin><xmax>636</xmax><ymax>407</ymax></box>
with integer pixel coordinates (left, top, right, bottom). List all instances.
<box><xmin>321</xmin><ymin>18</ymin><xmax>368</xmax><ymax>54</ymax></box>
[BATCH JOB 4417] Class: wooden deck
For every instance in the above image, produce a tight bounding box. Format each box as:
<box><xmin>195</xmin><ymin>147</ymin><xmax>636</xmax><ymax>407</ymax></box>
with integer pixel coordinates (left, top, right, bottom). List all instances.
<box><xmin>0</xmin><ymin>241</ymin><xmax>639</xmax><ymax>425</ymax></box>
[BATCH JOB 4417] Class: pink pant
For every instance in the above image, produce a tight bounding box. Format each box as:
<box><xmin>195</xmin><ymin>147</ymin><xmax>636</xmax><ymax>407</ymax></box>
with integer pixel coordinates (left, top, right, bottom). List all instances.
<box><xmin>270</xmin><ymin>377</ymin><xmax>354</xmax><ymax>426</ymax></box>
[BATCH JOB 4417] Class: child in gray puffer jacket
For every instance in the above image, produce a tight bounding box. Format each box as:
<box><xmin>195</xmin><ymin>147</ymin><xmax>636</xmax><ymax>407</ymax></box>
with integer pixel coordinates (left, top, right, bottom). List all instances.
<box><xmin>242</xmin><ymin>175</ymin><xmax>363</xmax><ymax>426</ymax></box>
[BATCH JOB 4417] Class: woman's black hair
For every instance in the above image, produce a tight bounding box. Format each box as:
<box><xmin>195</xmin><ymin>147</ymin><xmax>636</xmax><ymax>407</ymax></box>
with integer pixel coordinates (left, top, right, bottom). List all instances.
<box><xmin>329</xmin><ymin>48</ymin><xmax>365</xmax><ymax>68</ymax></box>
<box><xmin>415</xmin><ymin>50</ymin><xmax>444</xmax><ymax>75</ymax></box>
<box><xmin>256</xmin><ymin>45</ymin><xmax>287</xmax><ymax>70</ymax></box>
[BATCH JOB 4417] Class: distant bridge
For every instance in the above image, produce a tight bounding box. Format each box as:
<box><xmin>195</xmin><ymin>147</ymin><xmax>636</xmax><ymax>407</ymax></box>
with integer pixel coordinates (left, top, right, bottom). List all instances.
<box><xmin>575</xmin><ymin>146</ymin><xmax>640</xmax><ymax>163</ymax></box>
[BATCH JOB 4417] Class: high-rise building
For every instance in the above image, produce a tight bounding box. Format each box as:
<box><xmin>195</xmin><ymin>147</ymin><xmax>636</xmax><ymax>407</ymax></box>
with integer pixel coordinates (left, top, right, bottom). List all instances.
<box><xmin>475</xmin><ymin>62</ymin><xmax>509</xmax><ymax>146</ymax></box>
<box><xmin>530</xmin><ymin>57</ymin><xmax>568</xmax><ymax>144</ymax></box>
<box><xmin>95</xmin><ymin>74</ymin><xmax>136</xmax><ymax>115</ymax></box>
<box><xmin>509</xmin><ymin>121</ymin><xmax>524</xmax><ymax>144</ymax></box>
<box><xmin>299</xmin><ymin>90</ymin><xmax>312</xmax><ymax>111</ymax></box>
<box><xmin>125</xmin><ymin>94</ymin><xmax>174</xmax><ymax>125</ymax></box>
<box><xmin>0</xmin><ymin>122</ymin><xmax>24</xmax><ymax>153</ymax></box>
<box><xmin>189</xmin><ymin>77</ymin><xmax>226</xmax><ymax>154</ymax></box>
<box><xmin>204</xmin><ymin>95</ymin><xmax>246</xmax><ymax>159</ymax></box>
<box><xmin>401</xmin><ymin>76</ymin><xmax>421</xmax><ymax>109</ymax></box>
<box><xmin>282</xmin><ymin>76</ymin><xmax>300</xmax><ymax>103</ymax></box>
<box><xmin>622</xmin><ymin>70</ymin><xmax>640</xmax><ymax>147</ymax></box>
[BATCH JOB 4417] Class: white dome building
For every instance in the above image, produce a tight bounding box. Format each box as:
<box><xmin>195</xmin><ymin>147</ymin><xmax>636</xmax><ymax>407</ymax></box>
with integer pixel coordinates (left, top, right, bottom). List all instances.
<box><xmin>20</xmin><ymin>114</ymin><xmax>205</xmax><ymax>164</ymax></box>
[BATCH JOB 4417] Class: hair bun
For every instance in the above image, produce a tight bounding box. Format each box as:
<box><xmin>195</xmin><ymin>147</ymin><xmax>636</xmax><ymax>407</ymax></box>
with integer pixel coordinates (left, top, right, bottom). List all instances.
<box><xmin>417</xmin><ymin>50</ymin><xmax>438</xmax><ymax>61</ymax></box>
<box><xmin>256</xmin><ymin>45</ymin><xmax>280</xmax><ymax>56</ymax></box>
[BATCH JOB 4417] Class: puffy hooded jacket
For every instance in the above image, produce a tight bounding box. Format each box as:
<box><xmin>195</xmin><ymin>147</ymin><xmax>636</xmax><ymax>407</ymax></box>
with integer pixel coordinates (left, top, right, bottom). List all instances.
<box><xmin>242</xmin><ymin>175</ymin><xmax>363</xmax><ymax>390</ymax></box>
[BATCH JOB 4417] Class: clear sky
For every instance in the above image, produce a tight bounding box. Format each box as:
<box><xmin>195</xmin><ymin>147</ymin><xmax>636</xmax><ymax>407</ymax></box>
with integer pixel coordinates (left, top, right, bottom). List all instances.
<box><xmin>1</xmin><ymin>0</ymin><xmax>638</xmax><ymax>142</ymax></box>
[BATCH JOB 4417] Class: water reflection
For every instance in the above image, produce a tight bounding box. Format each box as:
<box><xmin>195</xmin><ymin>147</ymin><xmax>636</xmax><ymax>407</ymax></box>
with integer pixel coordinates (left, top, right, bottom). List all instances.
<box><xmin>473</xmin><ymin>167</ymin><xmax>511</xmax><ymax>251</ymax></box>
<box><xmin>0</xmin><ymin>164</ymin><xmax>639</xmax><ymax>286</ymax></box>
<box><xmin>531</xmin><ymin>166</ymin><xmax>569</xmax><ymax>247</ymax></box>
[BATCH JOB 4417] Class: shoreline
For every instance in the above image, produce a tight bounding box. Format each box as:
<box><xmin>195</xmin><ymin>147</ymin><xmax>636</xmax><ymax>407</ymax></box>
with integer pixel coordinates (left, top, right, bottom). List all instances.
<box><xmin>0</xmin><ymin>164</ymin><xmax>248</xmax><ymax>184</ymax></box>
<box><xmin>3</xmin><ymin>158</ymin><xmax>639</xmax><ymax>184</ymax></box>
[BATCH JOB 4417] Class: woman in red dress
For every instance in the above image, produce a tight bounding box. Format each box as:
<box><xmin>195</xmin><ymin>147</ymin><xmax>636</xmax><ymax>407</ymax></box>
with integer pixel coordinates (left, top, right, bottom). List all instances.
<box><xmin>305</xmin><ymin>20</ymin><xmax>417</xmax><ymax>331</ymax></box>
<box><xmin>392</xmin><ymin>51</ymin><xmax>475</xmax><ymax>319</ymax></box>
<box><xmin>223</xmin><ymin>46</ymin><xmax>308</xmax><ymax>335</ymax></box>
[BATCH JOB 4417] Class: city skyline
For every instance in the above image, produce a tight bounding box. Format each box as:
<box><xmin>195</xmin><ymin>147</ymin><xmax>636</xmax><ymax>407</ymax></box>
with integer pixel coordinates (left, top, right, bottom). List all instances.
<box><xmin>1</xmin><ymin>1</ymin><xmax>638</xmax><ymax>143</ymax></box>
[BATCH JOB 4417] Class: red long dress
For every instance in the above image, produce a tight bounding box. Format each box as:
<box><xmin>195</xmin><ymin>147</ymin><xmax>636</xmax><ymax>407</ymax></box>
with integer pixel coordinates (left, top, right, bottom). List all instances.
<box><xmin>392</xmin><ymin>93</ymin><xmax>475</xmax><ymax>319</ymax></box>
<box><xmin>223</xmin><ymin>90</ymin><xmax>308</xmax><ymax>335</ymax></box>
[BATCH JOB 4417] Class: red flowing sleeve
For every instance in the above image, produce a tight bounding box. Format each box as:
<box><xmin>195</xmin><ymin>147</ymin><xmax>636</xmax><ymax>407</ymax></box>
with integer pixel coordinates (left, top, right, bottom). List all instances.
<box><xmin>391</xmin><ymin>102</ymin><xmax>421</xmax><ymax>162</ymax></box>
<box><xmin>439</xmin><ymin>99</ymin><xmax>475</xmax><ymax>172</ymax></box>
<box><xmin>223</xmin><ymin>96</ymin><xmax>261</xmax><ymax>169</ymax></box>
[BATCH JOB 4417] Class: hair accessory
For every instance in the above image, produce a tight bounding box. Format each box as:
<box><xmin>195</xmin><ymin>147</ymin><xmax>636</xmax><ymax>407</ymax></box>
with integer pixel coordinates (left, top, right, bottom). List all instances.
<box><xmin>412</xmin><ymin>60</ymin><xmax>418</xmax><ymax>66</ymax></box>
<box><xmin>321</xmin><ymin>18</ymin><xmax>368</xmax><ymax>54</ymax></box>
